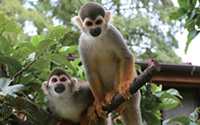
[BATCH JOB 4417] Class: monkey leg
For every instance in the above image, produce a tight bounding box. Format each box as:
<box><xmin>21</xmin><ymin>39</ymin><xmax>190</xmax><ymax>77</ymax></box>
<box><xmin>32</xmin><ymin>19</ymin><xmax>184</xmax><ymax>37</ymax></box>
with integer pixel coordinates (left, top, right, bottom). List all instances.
<box><xmin>120</xmin><ymin>90</ymin><xmax>142</xmax><ymax>125</ymax></box>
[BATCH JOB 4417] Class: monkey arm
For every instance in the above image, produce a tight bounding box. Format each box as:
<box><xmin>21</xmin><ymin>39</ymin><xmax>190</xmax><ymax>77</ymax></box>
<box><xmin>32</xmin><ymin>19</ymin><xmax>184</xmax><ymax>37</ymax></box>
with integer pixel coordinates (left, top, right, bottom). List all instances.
<box><xmin>118</xmin><ymin>54</ymin><xmax>135</xmax><ymax>99</ymax></box>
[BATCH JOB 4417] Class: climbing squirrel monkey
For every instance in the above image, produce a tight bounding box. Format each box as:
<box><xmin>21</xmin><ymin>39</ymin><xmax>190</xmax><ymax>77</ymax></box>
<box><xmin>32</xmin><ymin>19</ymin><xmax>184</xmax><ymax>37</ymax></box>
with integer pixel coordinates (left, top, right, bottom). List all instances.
<box><xmin>72</xmin><ymin>2</ymin><xmax>142</xmax><ymax>125</ymax></box>
<box><xmin>41</xmin><ymin>69</ymin><xmax>110</xmax><ymax>125</ymax></box>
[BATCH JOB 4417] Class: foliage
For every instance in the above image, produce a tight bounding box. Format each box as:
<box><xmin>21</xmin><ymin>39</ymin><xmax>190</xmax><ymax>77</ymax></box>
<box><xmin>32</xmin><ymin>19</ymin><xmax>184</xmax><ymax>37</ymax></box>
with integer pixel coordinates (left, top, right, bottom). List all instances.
<box><xmin>0</xmin><ymin>13</ymin><xmax>80</xmax><ymax>124</ymax></box>
<box><xmin>141</xmin><ymin>83</ymin><xmax>182</xmax><ymax>125</ymax></box>
<box><xmin>168</xmin><ymin>0</ymin><xmax>200</xmax><ymax>53</ymax></box>
<box><xmin>0</xmin><ymin>0</ymin><xmax>182</xmax><ymax>63</ymax></box>
<box><xmin>163</xmin><ymin>107</ymin><xmax>200</xmax><ymax>125</ymax></box>
<box><xmin>0</xmin><ymin>13</ymin><xmax>183</xmax><ymax>125</ymax></box>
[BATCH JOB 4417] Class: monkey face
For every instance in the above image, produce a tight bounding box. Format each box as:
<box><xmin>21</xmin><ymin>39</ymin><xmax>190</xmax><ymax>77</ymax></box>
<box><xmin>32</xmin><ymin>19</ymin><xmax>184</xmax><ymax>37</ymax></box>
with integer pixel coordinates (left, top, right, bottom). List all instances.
<box><xmin>83</xmin><ymin>16</ymin><xmax>105</xmax><ymax>37</ymax></box>
<box><xmin>49</xmin><ymin>75</ymin><xmax>71</xmax><ymax>94</ymax></box>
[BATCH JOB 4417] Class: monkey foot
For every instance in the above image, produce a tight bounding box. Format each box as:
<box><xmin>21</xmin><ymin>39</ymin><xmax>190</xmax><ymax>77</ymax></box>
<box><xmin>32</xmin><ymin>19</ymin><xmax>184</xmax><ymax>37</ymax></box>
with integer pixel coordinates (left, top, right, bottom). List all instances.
<box><xmin>118</xmin><ymin>81</ymin><xmax>132</xmax><ymax>100</ymax></box>
<box><xmin>96</xmin><ymin>100</ymin><xmax>108</xmax><ymax>118</ymax></box>
<box><xmin>105</xmin><ymin>91</ymin><xmax>125</xmax><ymax>114</ymax></box>
<box><xmin>105</xmin><ymin>91</ymin><xmax>118</xmax><ymax>105</ymax></box>
<box><xmin>81</xmin><ymin>101</ymin><xmax>98</xmax><ymax>125</ymax></box>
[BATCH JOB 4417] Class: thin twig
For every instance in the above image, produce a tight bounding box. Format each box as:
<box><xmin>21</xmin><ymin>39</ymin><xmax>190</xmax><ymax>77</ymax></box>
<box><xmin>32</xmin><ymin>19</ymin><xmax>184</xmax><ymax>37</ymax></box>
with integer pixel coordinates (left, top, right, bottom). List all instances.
<box><xmin>11</xmin><ymin>60</ymin><xmax>36</xmax><ymax>79</ymax></box>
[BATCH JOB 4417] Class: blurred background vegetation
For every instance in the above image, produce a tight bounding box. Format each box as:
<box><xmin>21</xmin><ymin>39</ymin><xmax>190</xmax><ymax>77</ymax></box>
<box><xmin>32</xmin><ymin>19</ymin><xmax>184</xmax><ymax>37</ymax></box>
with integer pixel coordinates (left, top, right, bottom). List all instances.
<box><xmin>0</xmin><ymin>0</ymin><xmax>182</xmax><ymax>63</ymax></box>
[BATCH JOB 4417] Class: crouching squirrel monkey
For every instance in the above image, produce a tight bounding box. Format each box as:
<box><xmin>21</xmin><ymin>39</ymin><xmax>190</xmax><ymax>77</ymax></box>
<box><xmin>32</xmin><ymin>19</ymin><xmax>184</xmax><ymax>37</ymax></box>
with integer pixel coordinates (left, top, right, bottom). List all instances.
<box><xmin>41</xmin><ymin>69</ymin><xmax>111</xmax><ymax>125</ymax></box>
<box><xmin>72</xmin><ymin>2</ymin><xmax>142</xmax><ymax>125</ymax></box>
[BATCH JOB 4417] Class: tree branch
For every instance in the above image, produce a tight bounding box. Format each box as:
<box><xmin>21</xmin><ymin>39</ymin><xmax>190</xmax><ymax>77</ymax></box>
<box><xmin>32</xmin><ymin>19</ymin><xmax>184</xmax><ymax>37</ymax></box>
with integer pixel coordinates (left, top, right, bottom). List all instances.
<box><xmin>12</xmin><ymin>60</ymin><xmax>36</xmax><ymax>79</ymax></box>
<box><xmin>9</xmin><ymin>97</ymin><xmax>59</xmax><ymax>125</ymax></box>
<box><xmin>103</xmin><ymin>60</ymin><xmax>161</xmax><ymax>113</ymax></box>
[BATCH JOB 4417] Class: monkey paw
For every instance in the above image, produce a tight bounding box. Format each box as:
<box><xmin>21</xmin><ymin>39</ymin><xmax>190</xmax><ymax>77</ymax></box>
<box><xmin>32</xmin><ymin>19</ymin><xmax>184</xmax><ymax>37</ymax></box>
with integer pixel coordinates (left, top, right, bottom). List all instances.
<box><xmin>81</xmin><ymin>101</ymin><xmax>98</xmax><ymax>125</ymax></box>
<box><xmin>118</xmin><ymin>81</ymin><xmax>132</xmax><ymax>100</ymax></box>
<box><xmin>105</xmin><ymin>91</ymin><xmax>118</xmax><ymax>105</ymax></box>
<box><xmin>96</xmin><ymin>100</ymin><xmax>108</xmax><ymax>118</ymax></box>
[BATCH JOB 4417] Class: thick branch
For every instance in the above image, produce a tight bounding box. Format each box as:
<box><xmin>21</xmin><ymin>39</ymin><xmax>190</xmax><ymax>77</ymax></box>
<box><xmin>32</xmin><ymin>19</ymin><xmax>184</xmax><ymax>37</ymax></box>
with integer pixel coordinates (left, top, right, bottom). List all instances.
<box><xmin>103</xmin><ymin>61</ymin><xmax>161</xmax><ymax>113</ymax></box>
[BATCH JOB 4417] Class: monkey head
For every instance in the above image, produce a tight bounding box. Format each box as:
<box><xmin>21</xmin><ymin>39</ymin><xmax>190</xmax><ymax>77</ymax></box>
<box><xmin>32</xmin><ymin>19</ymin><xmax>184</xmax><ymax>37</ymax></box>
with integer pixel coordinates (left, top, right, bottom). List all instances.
<box><xmin>42</xmin><ymin>69</ymin><xmax>73</xmax><ymax>97</ymax></box>
<box><xmin>71</xmin><ymin>2</ymin><xmax>111</xmax><ymax>37</ymax></box>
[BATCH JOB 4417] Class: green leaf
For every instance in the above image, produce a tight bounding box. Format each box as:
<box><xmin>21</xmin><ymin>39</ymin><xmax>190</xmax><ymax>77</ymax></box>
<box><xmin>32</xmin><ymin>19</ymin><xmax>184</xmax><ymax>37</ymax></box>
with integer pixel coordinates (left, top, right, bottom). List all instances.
<box><xmin>189</xmin><ymin>0</ymin><xmax>197</xmax><ymax>10</ymax></box>
<box><xmin>164</xmin><ymin>116</ymin><xmax>191</xmax><ymax>124</ymax></box>
<box><xmin>151</xmin><ymin>83</ymin><xmax>162</xmax><ymax>92</ymax></box>
<box><xmin>166</xmin><ymin>88</ymin><xmax>183</xmax><ymax>99</ymax></box>
<box><xmin>0</xmin><ymin>14</ymin><xmax>22</xmax><ymax>34</ymax></box>
<box><xmin>29</xmin><ymin>58</ymin><xmax>50</xmax><ymax>70</ymax></box>
<box><xmin>0</xmin><ymin>78</ymin><xmax>13</xmax><ymax>89</ymax></box>
<box><xmin>190</xmin><ymin>108</ymin><xmax>199</xmax><ymax>122</ymax></box>
<box><xmin>45</xmin><ymin>25</ymin><xmax>68</xmax><ymax>41</ymax></box>
<box><xmin>190</xmin><ymin>30</ymin><xmax>197</xmax><ymax>38</ymax></box>
<box><xmin>45</xmin><ymin>53</ymin><xmax>76</xmax><ymax>72</ymax></box>
<box><xmin>160</xmin><ymin>92</ymin><xmax>181</xmax><ymax>110</ymax></box>
<box><xmin>3</xmin><ymin>22</ymin><xmax>22</xmax><ymax>34</ymax></box>
<box><xmin>36</xmin><ymin>39</ymin><xmax>55</xmax><ymax>57</ymax></box>
<box><xmin>65</xmin><ymin>45</ymin><xmax>78</xmax><ymax>53</ymax></box>
<box><xmin>73</xmin><ymin>57</ymin><xmax>81</xmax><ymax>66</ymax></box>
<box><xmin>168</xmin><ymin>8</ymin><xmax>187</xmax><ymax>20</ymax></box>
<box><xmin>178</xmin><ymin>0</ymin><xmax>189</xmax><ymax>9</ymax></box>
<box><xmin>0</xmin><ymin>13</ymin><xmax>3</xmax><ymax>23</ymax></box>
<box><xmin>31</xmin><ymin>35</ymin><xmax>46</xmax><ymax>48</ymax></box>
<box><xmin>3</xmin><ymin>106</ymin><xmax>13</xmax><ymax>119</ymax></box>
<box><xmin>12</xmin><ymin>46</ymin><xmax>34</xmax><ymax>62</ymax></box>
<box><xmin>0</xmin><ymin>78</ymin><xmax>25</xmax><ymax>97</ymax></box>
<box><xmin>0</xmin><ymin>35</ymin><xmax>10</xmax><ymax>55</ymax></box>
<box><xmin>142</xmin><ymin>111</ymin><xmax>161</xmax><ymax>125</ymax></box>
<box><xmin>0</xmin><ymin>56</ymin><xmax>22</xmax><ymax>77</ymax></box>
<box><xmin>185</xmin><ymin>31</ymin><xmax>199</xmax><ymax>54</ymax></box>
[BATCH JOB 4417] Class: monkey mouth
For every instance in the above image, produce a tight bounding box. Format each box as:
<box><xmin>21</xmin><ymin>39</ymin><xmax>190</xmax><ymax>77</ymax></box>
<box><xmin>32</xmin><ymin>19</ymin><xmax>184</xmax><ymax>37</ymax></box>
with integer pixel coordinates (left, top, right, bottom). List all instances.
<box><xmin>54</xmin><ymin>85</ymin><xmax>65</xmax><ymax>94</ymax></box>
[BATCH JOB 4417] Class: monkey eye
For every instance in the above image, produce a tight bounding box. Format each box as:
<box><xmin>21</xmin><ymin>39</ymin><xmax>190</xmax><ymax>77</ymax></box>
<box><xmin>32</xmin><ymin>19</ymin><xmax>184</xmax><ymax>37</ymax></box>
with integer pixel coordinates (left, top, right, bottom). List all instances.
<box><xmin>96</xmin><ymin>20</ymin><xmax>102</xmax><ymax>25</ymax></box>
<box><xmin>86</xmin><ymin>21</ymin><xmax>93</xmax><ymax>26</ymax></box>
<box><xmin>52</xmin><ymin>78</ymin><xmax>57</xmax><ymax>82</ymax></box>
<box><xmin>60</xmin><ymin>78</ymin><xmax>66</xmax><ymax>82</ymax></box>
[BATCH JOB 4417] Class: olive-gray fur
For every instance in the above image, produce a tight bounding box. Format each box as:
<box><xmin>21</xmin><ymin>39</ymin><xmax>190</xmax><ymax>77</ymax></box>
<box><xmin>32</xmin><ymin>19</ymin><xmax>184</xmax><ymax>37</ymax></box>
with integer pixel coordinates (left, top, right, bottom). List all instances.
<box><xmin>79</xmin><ymin>2</ymin><xmax>106</xmax><ymax>21</ymax></box>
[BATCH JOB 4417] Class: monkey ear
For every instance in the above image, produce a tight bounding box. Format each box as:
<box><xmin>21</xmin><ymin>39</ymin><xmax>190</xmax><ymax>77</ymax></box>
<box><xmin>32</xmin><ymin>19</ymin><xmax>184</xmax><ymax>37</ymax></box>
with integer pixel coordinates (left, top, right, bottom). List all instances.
<box><xmin>71</xmin><ymin>16</ymin><xmax>83</xmax><ymax>27</ymax></box>
<box><xmin>105</xmin><ymin>11</ymin><xmax>112</xmax><ymax>22</ymax></box>
<box><xmin>41</xmin><ymin>81</ymin><xmax>48</xmax><ymax>95</ymax></box>
<box><xmin>71</xmin><ymin>78</ymin><xmax>78</xmax><ymax>84</ymax></box>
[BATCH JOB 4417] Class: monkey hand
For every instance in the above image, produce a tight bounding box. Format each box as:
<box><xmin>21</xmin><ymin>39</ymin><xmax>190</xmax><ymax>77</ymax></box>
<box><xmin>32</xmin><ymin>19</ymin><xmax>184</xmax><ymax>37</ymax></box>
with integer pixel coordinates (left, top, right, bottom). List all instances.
<box><xmin>105</xmin><ymin>91</ymin><xmax>125</xmax><ymax>113</ymax></box>
<box><xmin>105</xmin><ymin>91</ymin><xmax>118</xmax><ymax>105</ymax></box>
<box><xmin>96</xmin><ymin>100</ymin><xmax>108</xmax><ymax>118</ymax></box>
<box><xmin>118</xmin><ymin>81</ymin><xmax>132</xmax><ymax>100</ymax></box>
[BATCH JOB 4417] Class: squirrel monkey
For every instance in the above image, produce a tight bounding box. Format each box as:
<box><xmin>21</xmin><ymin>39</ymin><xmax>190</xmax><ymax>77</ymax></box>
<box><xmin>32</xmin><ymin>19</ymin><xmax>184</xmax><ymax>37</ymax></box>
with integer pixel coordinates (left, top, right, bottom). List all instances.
<box><xmin>72</xmin><ymin>2</ymin><xmax>142</xmax><ymax>125</ymax></box>
<box><xmin>41</xmin><ymin>69</ymin><xmax>111</xmax><ymax>125</ymax></box>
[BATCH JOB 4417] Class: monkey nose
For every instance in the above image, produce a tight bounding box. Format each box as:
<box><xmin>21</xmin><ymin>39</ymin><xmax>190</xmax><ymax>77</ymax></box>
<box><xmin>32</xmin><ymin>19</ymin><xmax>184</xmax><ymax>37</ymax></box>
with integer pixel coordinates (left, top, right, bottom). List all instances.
<box><xmin>54</xmin><ymin>84</ymin><xmax>65</xmax><ymax>93</ymax></box>
<box><xmin>89</xmin><ymin>28</ymin><xmax>101</xmax><ymax>37</ymax></box>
